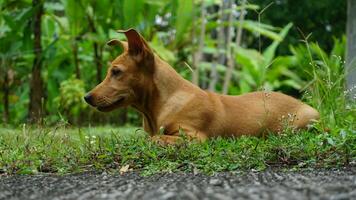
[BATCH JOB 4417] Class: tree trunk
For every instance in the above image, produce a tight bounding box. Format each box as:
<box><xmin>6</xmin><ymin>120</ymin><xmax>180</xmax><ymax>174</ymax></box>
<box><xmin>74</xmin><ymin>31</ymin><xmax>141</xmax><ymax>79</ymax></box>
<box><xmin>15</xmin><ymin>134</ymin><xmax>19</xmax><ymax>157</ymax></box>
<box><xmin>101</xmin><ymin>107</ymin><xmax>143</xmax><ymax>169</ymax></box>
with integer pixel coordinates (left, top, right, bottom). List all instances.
<box><xmin>86</xmin><ymin>7</ymin><xmax>103</xmax><ymax>84</ymax></box>
<box><xmin>209</xmin><ymin>0</ymin><xmax>230</xmax><ymax>91</ymax></box>
<box><xmin>28</xmin><ymin>0</ymin><xmax>44</xmax><ymax>123</ymax></box>
<box><xmin>2</xmin><ymin>68</ymin><xmax>10</xmax><ymax>124</ymax></box>
<box><xmin>192</xmin><ymin>1</ymin><xmax>206</xmax><ymax>86</ymax></box>
<box><xmin>208</xmin><ymin>59</ymin><xmax>219</xmax><ymax>91</ymax></box>
<box><xmin>222</xmin><ymin>0</ymin><xmax>246</xmax><ymax>94</ymax></box>
<box><xmin>72</xmin><ymin>40</ymin><xmax>80</xmax><ymax>79</ymax></box>
<box><xmin>94</xmin><ymin>42</ymin><xmax>102</xmax><ymax>83</ymax></box>
<box><xmin>346</xmin><ymin>0</ymin><xmax>356</xmax><ymax>98</ymax></box>
<box><xmin>217</xmin><ymin>0</ymin><xmax>229</xmax><ymax>65</ymax></box>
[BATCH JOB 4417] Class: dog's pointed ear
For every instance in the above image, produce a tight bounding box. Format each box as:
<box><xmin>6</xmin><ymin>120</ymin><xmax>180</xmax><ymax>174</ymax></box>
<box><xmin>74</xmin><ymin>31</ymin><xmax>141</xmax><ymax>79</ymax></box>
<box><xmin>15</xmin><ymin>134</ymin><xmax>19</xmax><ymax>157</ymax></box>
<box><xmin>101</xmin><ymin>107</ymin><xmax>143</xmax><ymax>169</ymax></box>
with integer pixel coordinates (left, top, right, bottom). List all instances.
<box><xmin>117</xmin><ymin>28</ymin><xmax>153</xmax><ymax>56</ymax></box>
<box><xmin>106</xmin><ymin>39</ymin><xmax>128</xmax><ymax>51</ymax></box>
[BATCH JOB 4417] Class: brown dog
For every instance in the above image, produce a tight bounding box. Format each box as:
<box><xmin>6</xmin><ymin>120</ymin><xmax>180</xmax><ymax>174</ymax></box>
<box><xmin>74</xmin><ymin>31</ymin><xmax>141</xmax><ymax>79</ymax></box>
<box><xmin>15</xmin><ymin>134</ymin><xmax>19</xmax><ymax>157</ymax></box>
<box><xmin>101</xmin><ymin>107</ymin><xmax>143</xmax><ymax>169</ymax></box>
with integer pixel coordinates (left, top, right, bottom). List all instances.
<box><xmin>84</xmin><ymin>29</ymin><xmax>319</xmax><ymax>144</ymax></box>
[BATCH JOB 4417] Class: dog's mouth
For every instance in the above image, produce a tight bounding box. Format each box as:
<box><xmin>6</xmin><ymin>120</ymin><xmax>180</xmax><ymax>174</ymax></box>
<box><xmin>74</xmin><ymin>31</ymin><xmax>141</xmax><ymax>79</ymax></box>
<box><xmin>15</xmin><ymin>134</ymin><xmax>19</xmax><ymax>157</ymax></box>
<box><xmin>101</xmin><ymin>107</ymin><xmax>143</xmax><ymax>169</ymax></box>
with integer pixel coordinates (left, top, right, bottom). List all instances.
<box><xmin>97</xmin><ymin>96</ymin><xmax>127</xmax><ymax>112</ymax></box>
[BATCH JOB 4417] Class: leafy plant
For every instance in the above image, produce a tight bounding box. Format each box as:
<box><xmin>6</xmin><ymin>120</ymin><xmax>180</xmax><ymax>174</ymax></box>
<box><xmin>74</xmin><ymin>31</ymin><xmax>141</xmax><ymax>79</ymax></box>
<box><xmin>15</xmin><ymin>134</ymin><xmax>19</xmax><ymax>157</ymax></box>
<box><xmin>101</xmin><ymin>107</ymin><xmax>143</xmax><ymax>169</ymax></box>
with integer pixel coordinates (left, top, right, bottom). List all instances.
<box><xmin>233</xmin><ymin>23</ymin><xmax>294</xmax><ymax>93</ymax></box>
<box><xmin>54</xmin><ymin>76</ymin><xmax>88</xmax><ymax>124</ymax></box>
<box><xmin>293</xmin><ymin>36</ymin><xmax>355</xmax><ymax>130</ymax></box>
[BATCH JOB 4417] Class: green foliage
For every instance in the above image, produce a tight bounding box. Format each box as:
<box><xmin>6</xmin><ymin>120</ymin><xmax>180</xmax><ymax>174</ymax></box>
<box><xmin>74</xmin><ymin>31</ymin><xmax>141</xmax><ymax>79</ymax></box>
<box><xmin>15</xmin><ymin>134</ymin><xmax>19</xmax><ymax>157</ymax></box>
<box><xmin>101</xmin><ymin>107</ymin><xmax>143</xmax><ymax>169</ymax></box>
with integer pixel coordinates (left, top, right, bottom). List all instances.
<box><xmin>54</xmin><ymin>77</ymin><xmax>88</xmax><ymax>123</ymax></box>
<box><xmin>238</xmin><ymin>20</ymin><xmax>282</xmax><ymax>41</ymax></box>
<box><xmin>234</xmin><ymin>23</ymin><xmax>295</xmax><ymax>93</ymax></box>
<box><xmin>249</xmin><ymin>0</ymin><xmax>347</xmax><ymax>54</ymax></box>
<box><xmin>174</xmin><ymin>0</ymin><xmax>193</xmax><ymax>45</ymax></box>
<box><xmin>62</xmin><ymin>0</ymin><xmax>86</xmax><ymax>36</ymax></box>
<box><xmin>123</xmin><ymin>0</ymin><xmax>144</xmax><ymax>28</ymax></box>
<box><xmin>0</xmin><ymin>0</ymin><xmax>33</xmax><ymax>124</ymax></box>
<box><xmin>295</xmin><ymin>37</ymin><xmax>355</xmax><ymax>130</ymax></box>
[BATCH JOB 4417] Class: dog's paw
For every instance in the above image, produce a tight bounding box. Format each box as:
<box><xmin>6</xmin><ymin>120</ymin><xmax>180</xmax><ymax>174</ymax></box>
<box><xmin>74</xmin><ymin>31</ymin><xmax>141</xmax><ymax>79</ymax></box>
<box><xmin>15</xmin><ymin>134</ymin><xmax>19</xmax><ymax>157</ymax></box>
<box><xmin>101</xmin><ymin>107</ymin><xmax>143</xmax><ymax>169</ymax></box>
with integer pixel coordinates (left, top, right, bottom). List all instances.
<box><xmin>150</xmin><ymin>135</ymin><xmax>183</xmax><ymax>146</ymax></box>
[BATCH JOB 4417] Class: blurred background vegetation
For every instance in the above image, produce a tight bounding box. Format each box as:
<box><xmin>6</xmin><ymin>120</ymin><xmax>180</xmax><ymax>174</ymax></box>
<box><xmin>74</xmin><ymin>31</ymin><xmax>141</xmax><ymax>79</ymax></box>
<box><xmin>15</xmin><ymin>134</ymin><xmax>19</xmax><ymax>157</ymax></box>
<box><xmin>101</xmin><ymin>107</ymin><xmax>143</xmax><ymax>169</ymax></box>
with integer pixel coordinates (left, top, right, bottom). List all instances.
<box><xmin>0</xmin><ymin>0</ymin><xmax>352</xmax><ymax>127</ymax></box>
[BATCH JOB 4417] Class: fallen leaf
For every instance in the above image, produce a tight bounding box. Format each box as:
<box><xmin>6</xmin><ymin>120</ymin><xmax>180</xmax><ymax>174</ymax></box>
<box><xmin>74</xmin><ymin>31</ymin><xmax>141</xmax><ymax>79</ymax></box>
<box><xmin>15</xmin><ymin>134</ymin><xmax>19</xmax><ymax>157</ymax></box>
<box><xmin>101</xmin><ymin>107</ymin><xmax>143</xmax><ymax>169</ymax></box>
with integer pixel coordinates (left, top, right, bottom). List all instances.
<box><xmin>119</xmin><ymin>164</ymin><xmax>130</xmax><ymax>175</ymax></box>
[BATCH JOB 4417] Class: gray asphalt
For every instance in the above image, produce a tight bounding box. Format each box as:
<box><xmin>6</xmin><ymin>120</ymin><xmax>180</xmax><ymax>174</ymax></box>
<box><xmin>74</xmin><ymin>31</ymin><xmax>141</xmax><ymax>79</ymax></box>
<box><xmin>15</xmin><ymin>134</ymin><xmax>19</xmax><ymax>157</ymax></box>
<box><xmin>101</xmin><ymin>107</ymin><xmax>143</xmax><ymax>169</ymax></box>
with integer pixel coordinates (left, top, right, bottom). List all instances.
<box><xmin>1</xmin><ymin>167</ymin><xmax>356</xmax><ymax>200</ymax></box>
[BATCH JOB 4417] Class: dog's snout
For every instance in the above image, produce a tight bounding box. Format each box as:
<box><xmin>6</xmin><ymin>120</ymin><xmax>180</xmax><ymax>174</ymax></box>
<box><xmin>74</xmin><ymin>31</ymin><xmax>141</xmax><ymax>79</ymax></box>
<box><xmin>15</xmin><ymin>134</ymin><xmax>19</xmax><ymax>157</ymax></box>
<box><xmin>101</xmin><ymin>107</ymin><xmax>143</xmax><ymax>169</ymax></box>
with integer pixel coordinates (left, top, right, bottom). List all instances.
<box><xmin>84</xmin><ymin>93</ymin><xmax>94</xmax><ymax>105</ymax></box>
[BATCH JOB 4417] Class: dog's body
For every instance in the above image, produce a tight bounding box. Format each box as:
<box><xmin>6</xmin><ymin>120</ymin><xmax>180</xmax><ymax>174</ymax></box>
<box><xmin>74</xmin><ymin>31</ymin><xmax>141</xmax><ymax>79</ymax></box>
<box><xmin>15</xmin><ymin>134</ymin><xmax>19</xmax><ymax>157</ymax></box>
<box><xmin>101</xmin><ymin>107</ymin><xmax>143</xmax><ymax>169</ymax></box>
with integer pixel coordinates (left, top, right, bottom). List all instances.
<box><xmin>85</xmin><ymin>29</ymin><xmax>319</xmax><ymax>144</ymax></box>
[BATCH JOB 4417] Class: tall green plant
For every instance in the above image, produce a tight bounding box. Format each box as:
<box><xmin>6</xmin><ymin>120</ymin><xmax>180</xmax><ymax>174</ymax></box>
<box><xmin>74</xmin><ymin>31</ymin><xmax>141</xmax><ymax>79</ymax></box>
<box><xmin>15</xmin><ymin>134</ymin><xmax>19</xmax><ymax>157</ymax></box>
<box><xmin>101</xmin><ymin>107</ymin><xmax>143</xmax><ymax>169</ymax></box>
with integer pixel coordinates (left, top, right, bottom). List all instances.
<box><xmin>292</xmin><ymin>37</ymin><xmax>354</xmax><ymax>130</ymax></box>
<box><xmin>54</xmin><ymin>76</ymin><xmax>88</xmax><ymax>124</ymax></box>
<box><xmin>233</xmin><ymin>23</ymin><xmax>293</xmax><ymax>93</ymax></box>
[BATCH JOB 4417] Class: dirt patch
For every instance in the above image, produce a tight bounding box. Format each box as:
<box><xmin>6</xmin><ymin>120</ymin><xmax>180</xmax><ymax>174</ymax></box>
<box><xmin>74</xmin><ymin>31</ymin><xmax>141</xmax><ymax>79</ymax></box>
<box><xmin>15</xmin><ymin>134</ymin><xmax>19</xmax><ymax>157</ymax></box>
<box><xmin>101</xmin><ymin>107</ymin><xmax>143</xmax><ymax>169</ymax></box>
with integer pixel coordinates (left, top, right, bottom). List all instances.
<box><xmin>1</xmin><ymin>167</ymin><xmax>356</xmax><ymax>200</ymax></box>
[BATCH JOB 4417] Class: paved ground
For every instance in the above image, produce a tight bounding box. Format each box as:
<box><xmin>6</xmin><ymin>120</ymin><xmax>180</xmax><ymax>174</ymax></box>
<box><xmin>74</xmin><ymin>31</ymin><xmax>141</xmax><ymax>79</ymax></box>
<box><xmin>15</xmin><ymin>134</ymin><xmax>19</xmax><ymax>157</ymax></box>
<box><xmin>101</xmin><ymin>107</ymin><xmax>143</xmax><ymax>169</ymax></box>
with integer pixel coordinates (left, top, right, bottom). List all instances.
<box><xmin>1</xmin><ymin>167</ymin><xmax>356</xmax><ymax>200</ymax></box>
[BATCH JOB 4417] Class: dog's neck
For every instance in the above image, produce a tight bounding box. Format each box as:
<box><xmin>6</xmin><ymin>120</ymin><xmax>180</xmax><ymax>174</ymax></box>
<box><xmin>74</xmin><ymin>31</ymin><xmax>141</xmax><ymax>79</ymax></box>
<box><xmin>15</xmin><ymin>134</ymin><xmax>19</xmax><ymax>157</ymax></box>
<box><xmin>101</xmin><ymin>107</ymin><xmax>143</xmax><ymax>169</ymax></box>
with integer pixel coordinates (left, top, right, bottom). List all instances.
<box><xmin>132</xmin><ymin>55</ymin><xmax>199</xmax><ymax>135</ymax></box>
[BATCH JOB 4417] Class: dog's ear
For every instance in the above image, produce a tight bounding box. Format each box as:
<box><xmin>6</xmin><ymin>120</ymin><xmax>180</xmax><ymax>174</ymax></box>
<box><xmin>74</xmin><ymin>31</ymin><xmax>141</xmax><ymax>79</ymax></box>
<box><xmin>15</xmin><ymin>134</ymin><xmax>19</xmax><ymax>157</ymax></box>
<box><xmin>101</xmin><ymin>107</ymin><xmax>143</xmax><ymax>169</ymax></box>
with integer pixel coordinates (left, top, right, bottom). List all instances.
<box><xmin>106</xmin><ymin>39</ymin><xmax>128</xmax><ymax>52</ymax></box>
<box><xmin>117</xmin><ymin>28</ymin><xmax>153</xmax><ymax>57</ymax></box>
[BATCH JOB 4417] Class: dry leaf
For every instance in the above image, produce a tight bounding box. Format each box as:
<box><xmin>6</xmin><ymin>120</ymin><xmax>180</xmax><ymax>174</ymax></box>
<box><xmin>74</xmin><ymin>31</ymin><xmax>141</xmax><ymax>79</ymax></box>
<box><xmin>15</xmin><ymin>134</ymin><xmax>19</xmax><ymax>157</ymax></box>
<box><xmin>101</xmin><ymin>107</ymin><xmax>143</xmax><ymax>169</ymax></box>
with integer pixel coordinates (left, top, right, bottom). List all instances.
<box><xmin>119</xmin><ymin>164</ymin><xmax>130</xmax><ymax>175</ymax></box>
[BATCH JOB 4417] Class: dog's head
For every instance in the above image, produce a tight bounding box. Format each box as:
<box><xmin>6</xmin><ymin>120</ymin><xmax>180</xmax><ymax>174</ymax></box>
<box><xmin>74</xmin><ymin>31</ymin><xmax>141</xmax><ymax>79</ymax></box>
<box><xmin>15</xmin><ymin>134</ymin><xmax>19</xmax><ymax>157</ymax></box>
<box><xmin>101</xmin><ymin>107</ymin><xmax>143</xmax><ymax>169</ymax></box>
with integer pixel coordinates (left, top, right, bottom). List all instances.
<box><xmin>84</xmin><ymin>29</ymin><xmax>155</xmax><ymax>112</ymax></box>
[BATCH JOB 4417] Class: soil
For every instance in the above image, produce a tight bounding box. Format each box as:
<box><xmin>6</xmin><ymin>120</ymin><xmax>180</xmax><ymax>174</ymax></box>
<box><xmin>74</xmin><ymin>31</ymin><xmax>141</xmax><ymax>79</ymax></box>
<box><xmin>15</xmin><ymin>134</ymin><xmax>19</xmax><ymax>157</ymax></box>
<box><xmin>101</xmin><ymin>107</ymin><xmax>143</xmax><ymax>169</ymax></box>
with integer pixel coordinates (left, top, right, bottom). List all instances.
<box><xmin>1</xmin><ymin>167</ymin><xmax>356</xmax><ymax>200</ymax></box>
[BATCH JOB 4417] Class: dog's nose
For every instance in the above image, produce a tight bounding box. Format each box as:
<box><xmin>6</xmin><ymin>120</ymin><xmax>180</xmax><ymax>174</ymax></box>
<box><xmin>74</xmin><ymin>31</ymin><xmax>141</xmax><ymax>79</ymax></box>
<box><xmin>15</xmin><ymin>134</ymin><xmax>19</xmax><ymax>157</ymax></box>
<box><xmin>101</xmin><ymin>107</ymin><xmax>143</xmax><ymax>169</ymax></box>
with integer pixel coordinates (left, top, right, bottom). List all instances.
<box><xmin>84</xmin><ymin>93</ymin><xmax>94</xmax><ymax>105</ymax></box>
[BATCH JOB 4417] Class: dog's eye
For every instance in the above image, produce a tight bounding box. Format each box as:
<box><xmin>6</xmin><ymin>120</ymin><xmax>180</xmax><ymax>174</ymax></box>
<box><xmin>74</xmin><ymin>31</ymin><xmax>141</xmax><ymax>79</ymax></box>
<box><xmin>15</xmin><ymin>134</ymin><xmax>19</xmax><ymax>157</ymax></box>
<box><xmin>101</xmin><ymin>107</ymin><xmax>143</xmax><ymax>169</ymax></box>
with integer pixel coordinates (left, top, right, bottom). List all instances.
<box><xmin>111</xmin><ymin>68</ymin><xmax>122</xmax><ymax>76</ymax></box>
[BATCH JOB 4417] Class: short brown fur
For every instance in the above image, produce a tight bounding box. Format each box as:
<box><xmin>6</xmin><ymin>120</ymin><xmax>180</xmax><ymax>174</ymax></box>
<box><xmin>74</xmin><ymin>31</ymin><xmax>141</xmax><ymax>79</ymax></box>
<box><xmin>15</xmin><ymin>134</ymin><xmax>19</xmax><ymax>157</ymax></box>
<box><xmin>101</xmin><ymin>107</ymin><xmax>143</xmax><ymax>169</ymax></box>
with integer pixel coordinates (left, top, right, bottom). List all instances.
<box><xmin>85</xmin><ymin>29</ymin><xmax>319</xmax><ymax>144</ymax></box>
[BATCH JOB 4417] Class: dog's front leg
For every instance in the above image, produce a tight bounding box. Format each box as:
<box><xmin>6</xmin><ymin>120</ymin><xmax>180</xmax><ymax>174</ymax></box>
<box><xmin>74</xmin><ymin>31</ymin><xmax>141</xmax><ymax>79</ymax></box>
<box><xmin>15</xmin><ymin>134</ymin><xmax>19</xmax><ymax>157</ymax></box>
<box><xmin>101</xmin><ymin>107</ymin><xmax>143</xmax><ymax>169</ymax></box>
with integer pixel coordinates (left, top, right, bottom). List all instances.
<box><xmin>151</xmin><ymin>130</ymin><xmax>208</xmax><ymax>145</ymax></box>
<box><xmin>151</xmin><ymin>135</ymin><xmax>183</xmax><ymax>145</ymax></box>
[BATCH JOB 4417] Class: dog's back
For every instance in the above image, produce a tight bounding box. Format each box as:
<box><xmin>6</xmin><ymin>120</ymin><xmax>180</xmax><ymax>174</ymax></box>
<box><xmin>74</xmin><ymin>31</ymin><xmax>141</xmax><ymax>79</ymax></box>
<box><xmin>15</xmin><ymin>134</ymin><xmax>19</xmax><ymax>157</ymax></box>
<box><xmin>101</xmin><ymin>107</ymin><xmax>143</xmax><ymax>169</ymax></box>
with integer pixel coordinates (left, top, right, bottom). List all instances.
<box><xmin>212</xmin><ymin>91</ymin><xmax>319</xmax><ymax>137</ymax></box>
<box><xmin>159</xmin><ymin>89</ymin><xmax>319</xmax><ymax>138</ymax></box>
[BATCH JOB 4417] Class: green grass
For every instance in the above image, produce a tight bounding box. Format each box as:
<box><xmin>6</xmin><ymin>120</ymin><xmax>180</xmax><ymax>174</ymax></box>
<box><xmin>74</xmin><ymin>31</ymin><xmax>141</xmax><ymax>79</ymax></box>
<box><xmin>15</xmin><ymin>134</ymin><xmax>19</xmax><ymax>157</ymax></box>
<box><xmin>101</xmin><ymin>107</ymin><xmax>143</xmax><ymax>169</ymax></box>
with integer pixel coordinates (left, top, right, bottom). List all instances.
<box><xmin>0</xmin><ymin>124</ymin><xmax>355</xmax><ymax>176</ymax></box>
